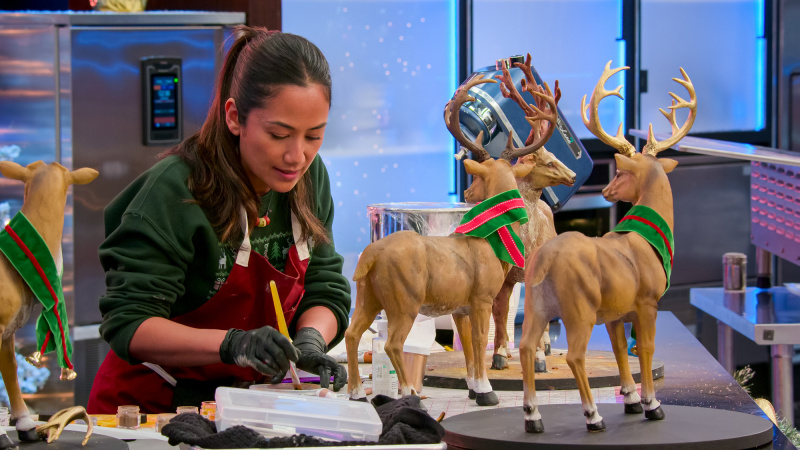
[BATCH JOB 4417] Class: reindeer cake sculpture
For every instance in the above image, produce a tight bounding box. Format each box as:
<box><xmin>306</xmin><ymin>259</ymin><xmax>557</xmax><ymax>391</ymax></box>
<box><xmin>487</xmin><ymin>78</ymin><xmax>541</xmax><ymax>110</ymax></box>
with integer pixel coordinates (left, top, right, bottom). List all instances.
<box><xmin>0</xmin><ymin>161</ymin><xmax>98</xmax><ymax>448</ymax></box>
<box><xmin>459</xmin><ymin>54</ymin><xmax>576</xmax><ymax>372</ymax></box>
<box><xmin>519</xmin><ymin>62</ymin><xmax>696</xmax><ymax>433</ymax></box>
<box><xmin>345</xmin><ymin>73</ymin><xmax>557</xmax><ymax>406</ymax></box>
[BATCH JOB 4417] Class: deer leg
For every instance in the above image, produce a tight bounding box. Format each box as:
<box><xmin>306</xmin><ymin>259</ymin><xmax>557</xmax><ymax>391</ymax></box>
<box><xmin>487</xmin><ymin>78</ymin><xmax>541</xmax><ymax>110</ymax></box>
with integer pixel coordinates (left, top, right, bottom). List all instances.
<box><xmin>606</xmin><ymin>320</ymin><xmax>642</xmax><ymax>414</ymax></box>
<box><xmin>452</xmin><ymin>314</ymin><xmax>477</xmax><ymax>399</ymax></box>
<box><xmin>0</xmin><ymin>335</ymin><xmax>37</xmax><ymax>444</ymax></box>
<box><xmin>541</xmin><ymin>321</ymin><xmax>551</xmax><ymax>355</ymax></box>
<box><xmin>520</xmin><ymin>311</ymin><xmax>548</xmax><ymax>432</ymax></box>
<box><xmin>385</xmin><ymin>314</ymin><xmax>416</xmax><ymax>397</ymax></box>
<box><xmin>564</xmin><ymin>321</ymin><xmax>604</xmax><ymax>432</ymax></box>
<box><xmin>469</xmin><ymin>303</ymin><xmax>498</xmax><ymax>406</ymax></box>
<box><xmin>345</xmin><ymin>287</ymin><xmax>382</xmax><ymax>400</ymax></box>
<box><xmin>490</xmin><ymin>279</ymin><xmax>514</xmax><ymax>370</ymax></box>
<box><xmin>634</xmin><ymin>310</ymin><xmax>664</xmax><ymax>420</ymax></box>
<box><xmin>0</xmin><ymin>333</ymin><xmax>14</xmax><ymax>450</ymax></box>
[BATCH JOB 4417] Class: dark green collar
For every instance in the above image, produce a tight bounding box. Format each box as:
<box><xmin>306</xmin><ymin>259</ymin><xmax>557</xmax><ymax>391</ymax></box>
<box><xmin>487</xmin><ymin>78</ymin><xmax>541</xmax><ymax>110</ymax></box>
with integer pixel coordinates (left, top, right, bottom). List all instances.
<box><xmin>611</xmin><ymin>205</ymin><xmax>674</xmax><ymax>295</ymax></box>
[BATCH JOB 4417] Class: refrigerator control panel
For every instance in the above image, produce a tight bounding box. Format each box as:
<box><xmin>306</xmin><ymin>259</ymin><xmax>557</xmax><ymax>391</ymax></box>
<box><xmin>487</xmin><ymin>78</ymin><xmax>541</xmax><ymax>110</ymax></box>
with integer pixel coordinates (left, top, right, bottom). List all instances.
<box><xmin>142</xmin><ymin>57</ymin><xmax>182</xmax><ymax>146</ymax></box>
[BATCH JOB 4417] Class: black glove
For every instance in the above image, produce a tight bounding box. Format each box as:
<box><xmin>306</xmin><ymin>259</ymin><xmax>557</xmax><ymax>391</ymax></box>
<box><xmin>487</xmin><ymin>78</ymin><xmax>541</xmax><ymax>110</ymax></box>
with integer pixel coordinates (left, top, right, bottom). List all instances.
<box><xmin>219</xmin><ymin>326</ymin><xmax>299</xmax><ymax>377</ymax></box>
<box><xmin>290</xmin><ymin>327</ymin><xmax>347</xmax><ymax>391</ymax></box>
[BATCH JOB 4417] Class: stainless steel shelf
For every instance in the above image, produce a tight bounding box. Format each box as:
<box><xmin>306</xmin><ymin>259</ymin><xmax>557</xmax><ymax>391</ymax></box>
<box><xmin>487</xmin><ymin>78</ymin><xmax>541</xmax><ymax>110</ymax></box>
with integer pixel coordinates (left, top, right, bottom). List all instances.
<box><xmin>629</xmin><ymin>129</ymin><xmax>800</xmax><ymax>167</ymax></box>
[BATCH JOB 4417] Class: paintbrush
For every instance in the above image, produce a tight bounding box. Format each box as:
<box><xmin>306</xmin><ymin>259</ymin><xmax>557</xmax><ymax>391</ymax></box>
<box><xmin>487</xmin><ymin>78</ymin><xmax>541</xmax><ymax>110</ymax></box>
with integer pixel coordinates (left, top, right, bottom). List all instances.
<box><xmin>270</xmin><ymin>280</ymin><xmax>303</xmax><ymax>390</ymax></box>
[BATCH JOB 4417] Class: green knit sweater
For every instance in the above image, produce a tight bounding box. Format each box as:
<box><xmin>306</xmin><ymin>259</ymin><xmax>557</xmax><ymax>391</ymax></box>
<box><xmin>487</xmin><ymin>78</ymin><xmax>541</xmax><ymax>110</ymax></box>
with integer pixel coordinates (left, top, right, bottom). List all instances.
<box><xmin>98</xmin><ymin>155</ymin><xmax>351</xmax><ymax>364</ymax></box>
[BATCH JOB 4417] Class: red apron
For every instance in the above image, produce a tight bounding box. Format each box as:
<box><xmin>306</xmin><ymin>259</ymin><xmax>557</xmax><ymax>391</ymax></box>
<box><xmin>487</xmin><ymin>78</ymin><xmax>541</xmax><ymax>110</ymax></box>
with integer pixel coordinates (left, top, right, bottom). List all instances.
<box><xmin>87</xmin><ymin>213</ymin><xmax>310</xmax><ymax>413</ymax></box>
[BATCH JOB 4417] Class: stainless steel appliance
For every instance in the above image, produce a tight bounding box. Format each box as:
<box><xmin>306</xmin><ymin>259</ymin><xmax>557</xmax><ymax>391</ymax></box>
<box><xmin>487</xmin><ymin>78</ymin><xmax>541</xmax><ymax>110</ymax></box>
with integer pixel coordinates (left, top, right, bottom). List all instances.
<box><xmin>0</xmin><ymin>11</ymin><xmax>244</xmax><ymax>409</ymax></box>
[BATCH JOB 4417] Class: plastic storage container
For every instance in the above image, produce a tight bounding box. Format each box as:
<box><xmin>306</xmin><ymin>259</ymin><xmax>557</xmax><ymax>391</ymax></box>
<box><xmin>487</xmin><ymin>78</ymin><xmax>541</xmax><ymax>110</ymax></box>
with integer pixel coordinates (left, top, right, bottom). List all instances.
<box><xmin>215</xmin><ymin>386</ymin><xmax>382</xmax><ymax>442</ymax></box>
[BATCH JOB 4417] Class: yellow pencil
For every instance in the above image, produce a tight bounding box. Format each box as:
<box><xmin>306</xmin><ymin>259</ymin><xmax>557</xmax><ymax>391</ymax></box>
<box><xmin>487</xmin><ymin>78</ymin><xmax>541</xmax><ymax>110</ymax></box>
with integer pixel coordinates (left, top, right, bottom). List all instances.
<box><xmin>270</xmin><ymin>280</ymin><xmax>302</xmax><ymax>390</ymax></box>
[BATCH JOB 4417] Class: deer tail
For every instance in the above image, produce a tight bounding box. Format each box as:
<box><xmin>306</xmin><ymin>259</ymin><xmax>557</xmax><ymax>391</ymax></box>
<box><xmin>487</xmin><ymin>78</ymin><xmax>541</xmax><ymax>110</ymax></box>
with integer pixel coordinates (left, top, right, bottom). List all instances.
<box><xmin>353</xmin><ymin>245</ymin><xmax>377</xmax><ymax>281</ymax></box>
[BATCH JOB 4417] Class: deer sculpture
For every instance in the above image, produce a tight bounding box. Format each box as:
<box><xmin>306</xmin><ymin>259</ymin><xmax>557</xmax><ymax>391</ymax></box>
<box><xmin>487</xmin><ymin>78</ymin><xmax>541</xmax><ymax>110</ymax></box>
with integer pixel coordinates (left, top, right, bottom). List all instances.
<box><xmin>346</xmin><ymin>73</ymin><xmax>557</xmax><ymax>406</ymax></box>
<box><xmin>460</xmin><ymin>54</ymin><xmax>576</xmax><ymax>372</ymax></box>
<box><xmin>519</xmin><ymin>62</ymin><xmax>695</xmax><ymax>433</ymax></box>
<box><xmin>0</xmin><ymin>161</ymin><xmax>98</xmax><ymax>449</ymax></box>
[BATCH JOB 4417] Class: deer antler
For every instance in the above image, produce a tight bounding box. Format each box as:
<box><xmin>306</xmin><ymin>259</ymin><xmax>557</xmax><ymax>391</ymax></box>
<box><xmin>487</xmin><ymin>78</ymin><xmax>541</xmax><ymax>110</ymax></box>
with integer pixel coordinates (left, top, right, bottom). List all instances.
<box><xmin>581</xmin><ymin>61</ymin><xmax>635</xmax><ymax>157</ymax></box>
<box><xmin>444</xmin><ymin>74</ymin><xmax>497</xmax><ymax>162</ymax></box>
<box><xmin>498</xmin><ymin>79</ymin><xmax>559</xmax><ymax>161</ymax></box>
<box><xmin>495</xmin><ymin>54</ymin><xmax>561</xmax><ymax>156</ymax></box>
<box><xmin>642</xmin><ymin>67</ymin><xmax>696</xmax><ymax>156</ymax></box>
<box><xmin>36</xmin><ymin>406</ymin><xmax>93</xmax><ymax>445</ymax></box>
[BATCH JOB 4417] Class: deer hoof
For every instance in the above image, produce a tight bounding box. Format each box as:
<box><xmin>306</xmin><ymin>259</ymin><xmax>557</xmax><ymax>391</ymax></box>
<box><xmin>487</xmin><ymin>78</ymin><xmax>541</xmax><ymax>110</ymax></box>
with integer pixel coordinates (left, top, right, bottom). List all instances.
<box><xmin>468</xmin><ymin>389</ymin><xmax>476</xmax><ymax>400</ymax></box>
<box><xmin>525</xmin><ymin>419</ymin><xmax>544</xmax><ymax>433</ymax></box>
<box><xmin>625</xmin><ymin>403</ymin><xmax>644</xmax><ymax>414</ymax></box>
<box><xmin>490</xmin><ymin>354</ymin><xmax>508</xmax><ymax>370</ymax></box>
<box><xmin>544</xmin><ymin>344</ymin><xmax>551</xmax><ymax>356</ymax></box>
<box><xmin>475</xmin><ymin>391</ymin><xmax>499</xmax><ymax>406</ymax></box>
<box><xmin>587</xmin><ymin>420</ymin><xmax>606</xmax><ymax>432</ymax></box>
<box><xmin>16</xmin><ymin>428</ymin><xmax>38</xmax><ymax>442</ymax></box>
<box><xmin>349</xmin><ymin>397</ymin><xmax>368</xmax><ymax>403</ymax></box>
<box><xmin>645</xmin><ymin>406</ymin><xmax>665</xmax><ymax>420</ymax></box>
<box><xmin>534</xmin><ymin>360</ymin><xmax>547</xmax><ymax>373</ymax></box>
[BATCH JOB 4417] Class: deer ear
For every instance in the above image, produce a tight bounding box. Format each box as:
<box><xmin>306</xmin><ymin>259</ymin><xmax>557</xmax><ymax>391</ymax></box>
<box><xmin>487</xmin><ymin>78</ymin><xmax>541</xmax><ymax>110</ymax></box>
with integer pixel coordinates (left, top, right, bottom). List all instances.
<box><xmin>512</xmin><ymin>162</ymin><xmax>534</xmax><ymax>178</ymax></box>
<box><xmin>0</xmin><ymin>161</ymin><xmax>29</xmax><ymax>183</ymax></box>
<box><xmin>614</xmin><ymin>153</ymin><xmax>635</xmax><ymax>172</ymax></box>
<box><xmin>659</xmin><ymin>158</ymin><xmax>678</xmax><ymax>174</ymax></box>
<box><xmin>463</xmin><ymin>159</ymin><xmax>488</xmax><ymax>178</ymax></box>
<box><xmin>69</xmin><ymin>168</ymin><xmax>99</xmax><ymax>185</ymax></box>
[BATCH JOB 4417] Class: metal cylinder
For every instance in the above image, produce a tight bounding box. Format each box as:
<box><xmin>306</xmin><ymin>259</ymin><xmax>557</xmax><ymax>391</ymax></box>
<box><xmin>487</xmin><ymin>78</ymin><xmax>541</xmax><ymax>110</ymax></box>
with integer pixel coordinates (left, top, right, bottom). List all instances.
<box><xmin>722</xmin><ymin>252</ymin><xmax>747</xmax><ymax>292</ymax></box>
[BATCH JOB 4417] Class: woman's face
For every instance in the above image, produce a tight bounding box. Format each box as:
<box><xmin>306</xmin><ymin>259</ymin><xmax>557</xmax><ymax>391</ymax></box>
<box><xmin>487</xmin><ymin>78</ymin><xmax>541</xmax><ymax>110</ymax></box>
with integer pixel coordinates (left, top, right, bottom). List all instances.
<box><xmin>225</xmin><ymin>83</ymin><xmax>329</xmax><ymax>195</ymax></box>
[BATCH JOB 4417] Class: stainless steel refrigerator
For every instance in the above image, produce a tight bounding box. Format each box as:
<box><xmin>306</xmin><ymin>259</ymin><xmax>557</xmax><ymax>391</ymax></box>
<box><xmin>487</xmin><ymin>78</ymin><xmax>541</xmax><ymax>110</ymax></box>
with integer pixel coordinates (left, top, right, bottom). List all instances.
<box><xmin>0</xmin><ymin>11</ymin><xmax>244</xmax><ymax>409</ymax></box>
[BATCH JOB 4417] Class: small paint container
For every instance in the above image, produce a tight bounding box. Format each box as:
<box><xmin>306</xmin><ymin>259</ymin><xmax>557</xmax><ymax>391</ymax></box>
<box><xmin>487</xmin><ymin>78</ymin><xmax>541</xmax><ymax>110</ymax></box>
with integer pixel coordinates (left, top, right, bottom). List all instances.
<box><xmin>176</xmin><ymin>406</ymin><xmax>199</xmax><ymax>415</ymax></box>
<box><xmin>116</xmin><ymin>405</ymin><xmax>140</xmax><ymax>429</ymax></box>
<box><xmin>154</xmin><ymin>413</ymin><xmax>176</xmax><ymax>433</ymax></box>
<box><xmin>200</xmin><ymin>401</ymin><xmax>216</xmax><ymax>421</ymax></box>
<box><xmin>723</xmin><ymin>252</ymin><xmax>747</xmax><ymax>292</ymax></box>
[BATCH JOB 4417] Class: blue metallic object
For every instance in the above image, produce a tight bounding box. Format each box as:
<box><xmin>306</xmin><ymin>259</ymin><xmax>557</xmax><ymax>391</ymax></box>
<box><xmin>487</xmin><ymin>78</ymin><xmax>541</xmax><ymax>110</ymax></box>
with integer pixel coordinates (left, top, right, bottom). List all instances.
<box><xmin>457</xmin><ymin>55</ymin><xmax>593</xmax><ymax>211</ymax></box>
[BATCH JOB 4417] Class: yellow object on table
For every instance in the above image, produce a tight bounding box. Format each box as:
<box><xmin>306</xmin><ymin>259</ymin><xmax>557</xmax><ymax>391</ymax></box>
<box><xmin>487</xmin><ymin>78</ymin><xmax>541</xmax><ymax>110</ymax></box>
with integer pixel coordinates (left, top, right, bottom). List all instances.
<box><xmin>270</xmin><ymin>280</ymin><xmax>302</xmax><ymax>389</ymax></box>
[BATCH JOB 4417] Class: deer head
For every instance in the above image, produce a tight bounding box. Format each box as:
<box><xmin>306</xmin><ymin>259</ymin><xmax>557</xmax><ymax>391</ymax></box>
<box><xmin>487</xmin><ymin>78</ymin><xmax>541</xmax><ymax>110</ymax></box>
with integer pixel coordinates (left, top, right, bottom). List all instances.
<box><xmin>517</xmin><ymin>149</ymin><xmax>576</xmax><ymax>190</ymax></box>
<box><xmin>0</xmin><ymin>161</ymin><xmax>99</xmax><ymax>212</ymax></box>
<box><xmin>582</xmin><ymin>62</ymin><xmax>695</xmax><ymax>216</ymax></box>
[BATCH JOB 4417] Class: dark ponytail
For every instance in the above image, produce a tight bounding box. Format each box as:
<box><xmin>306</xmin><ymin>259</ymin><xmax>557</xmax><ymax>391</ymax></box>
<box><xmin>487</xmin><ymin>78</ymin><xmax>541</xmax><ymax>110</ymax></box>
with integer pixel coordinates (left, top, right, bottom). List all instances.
<box><xmin>163</xmin><ymin>26</ymin><xmax>332</xmax><ymax>246</ymax></box>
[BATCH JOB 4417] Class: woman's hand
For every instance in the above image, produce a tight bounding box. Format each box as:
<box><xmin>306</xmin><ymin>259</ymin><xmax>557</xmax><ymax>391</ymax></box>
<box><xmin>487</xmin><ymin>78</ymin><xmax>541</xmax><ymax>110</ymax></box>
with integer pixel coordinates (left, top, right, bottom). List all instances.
<box><xmin>219</xmin><ymin>326</ymin><xmax>299</xmax><ymax>376</ymax></box>
<box><xmin>289</xmin><ymin>327</ymin><xmax>347</xmax><ymax>391</ymax></box>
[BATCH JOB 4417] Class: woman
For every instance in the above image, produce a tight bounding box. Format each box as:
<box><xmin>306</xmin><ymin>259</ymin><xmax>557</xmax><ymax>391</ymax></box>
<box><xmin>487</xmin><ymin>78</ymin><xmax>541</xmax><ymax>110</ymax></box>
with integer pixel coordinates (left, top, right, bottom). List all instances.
<box><xmin>87</xmin><ymin>26</ymin><xmax>351</xmax><ymax>413</ymax></box>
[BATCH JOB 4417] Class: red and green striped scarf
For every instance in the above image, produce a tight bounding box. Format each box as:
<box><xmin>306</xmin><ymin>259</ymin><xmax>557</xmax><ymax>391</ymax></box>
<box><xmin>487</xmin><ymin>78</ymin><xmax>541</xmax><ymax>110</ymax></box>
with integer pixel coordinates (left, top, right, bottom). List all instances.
<box><xmin>0</xmin><ymin>212</ymin><xmax>73</xmax><ymax>370</ymax></box>
<box><xmin>612</xmin><ymin>205</ymin><xmax>674</xmax><ymax>295</ymax></box>
<box><xmin>455</xmin><ymin>189</ymin><xmax>528</xmax><ymax>267</ymax></box>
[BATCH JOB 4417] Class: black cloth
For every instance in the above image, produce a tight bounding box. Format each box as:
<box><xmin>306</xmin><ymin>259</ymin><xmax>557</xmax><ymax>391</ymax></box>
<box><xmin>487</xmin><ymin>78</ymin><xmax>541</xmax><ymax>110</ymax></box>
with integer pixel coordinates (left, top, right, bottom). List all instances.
<box><xmin>161</xmin><ymin>395</ymin><xmax>444</xmax><ymax>448</ymax></box>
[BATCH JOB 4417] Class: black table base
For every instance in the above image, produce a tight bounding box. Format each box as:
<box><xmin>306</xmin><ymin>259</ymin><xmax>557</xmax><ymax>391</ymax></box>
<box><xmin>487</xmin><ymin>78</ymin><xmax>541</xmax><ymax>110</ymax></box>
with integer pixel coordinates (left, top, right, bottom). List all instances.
<box><xmin>443</xmin><ymin>404</ymin><xmax>773</xmax><ymax>449</ymax></box>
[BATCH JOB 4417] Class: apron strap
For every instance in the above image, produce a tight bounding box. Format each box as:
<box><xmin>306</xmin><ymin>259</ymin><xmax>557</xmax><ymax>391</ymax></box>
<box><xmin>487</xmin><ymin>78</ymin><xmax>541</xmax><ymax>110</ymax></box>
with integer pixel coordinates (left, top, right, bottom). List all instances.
<box><xmin>235</xmin><ymin>206</ymin><xmax>252</xmax><ymax>267</ymax></box>
<box><xmin>291</xmin><ymin>212</ymin><xmax>310</xmax><ymax>261</ymax></box>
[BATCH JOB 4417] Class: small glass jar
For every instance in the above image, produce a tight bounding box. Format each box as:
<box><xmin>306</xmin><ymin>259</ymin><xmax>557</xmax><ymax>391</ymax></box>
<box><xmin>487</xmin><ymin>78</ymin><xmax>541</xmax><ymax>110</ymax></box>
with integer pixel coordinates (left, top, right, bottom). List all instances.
<box><xmin>176</xmin><ymin>406</ymin><xmax>199</xmax><ymax>415</ymax></box>
<box><xmin>154</xmin><ymin>413</ymin><xmax>176</xmax><ymax>433</ymax></box>
<box><xmin>0</xmin><ymin>407</ymin><xmax>9</xmax><ymax>427</ymax></box>
<box><xmin>116</xmin><ymin>405</ymin><xmax>140</xmax><ymax>429</ymax></box>
<box><xmin>200</xmin><ymin>401</ymin><xmax>216</xmax><ymax>421</ymax></box>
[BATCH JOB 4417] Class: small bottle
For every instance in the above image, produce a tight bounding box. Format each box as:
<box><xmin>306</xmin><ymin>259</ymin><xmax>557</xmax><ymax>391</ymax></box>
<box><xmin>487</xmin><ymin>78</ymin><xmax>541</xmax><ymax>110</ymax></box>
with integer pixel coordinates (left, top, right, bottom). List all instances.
<box><xmin>116</xmin><ymin>405</ymin><xmax>140</xmax><ymax>429</ymax></box>
<box><xmin>176</xmin><ymin>406</ymin><xmax>199</xmax><ymax>415</ymax></box>
<box><xmin>372</xmin><ymin>313</ymin><xmax>398</xmax><ymax>398</ymax></box>
<box><xmin>155</xmin><ymin>413</ymin><xmax>176</xmax><ymax>433</ymax></box>
<box><xmin>200</xmin><ymin>401</ymin><xmax>216</xmax><ymax>421</ymax></box>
